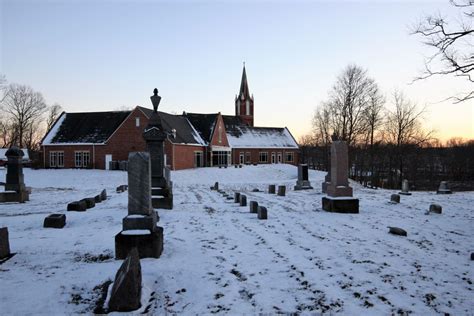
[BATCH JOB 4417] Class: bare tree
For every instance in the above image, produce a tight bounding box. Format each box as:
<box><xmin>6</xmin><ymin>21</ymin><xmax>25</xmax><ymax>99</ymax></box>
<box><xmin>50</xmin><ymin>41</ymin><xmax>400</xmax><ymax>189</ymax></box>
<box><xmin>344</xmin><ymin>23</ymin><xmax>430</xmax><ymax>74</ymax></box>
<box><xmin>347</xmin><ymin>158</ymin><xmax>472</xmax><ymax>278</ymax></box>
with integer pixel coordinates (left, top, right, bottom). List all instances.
<box><xmin>327</xmin><ymin>64</ymin><xmax>377</xmax><ymax>145</ymax></box>
<box><xmin>46</xmin><ymin>103</ymin><xmax>63</xmax><ymax>131</ymax></box>
<box><xmin>412</xmin><ymin>0</ymin><xmax>474</xmax><ymax>103</ymax></box>
<box><xmin>1</xmin><ymin>84</ymin><xmax>48</xmax><ymax>148</ymax></box>
<box><xmin>385</xmin><ymin>90</ymin><xmax>434</xmax><ymax>185</ymax></box>
<box><xmin>386</xmin><ymin>91</ymin><xmax>433</xmax><ymax>147</ymax></box>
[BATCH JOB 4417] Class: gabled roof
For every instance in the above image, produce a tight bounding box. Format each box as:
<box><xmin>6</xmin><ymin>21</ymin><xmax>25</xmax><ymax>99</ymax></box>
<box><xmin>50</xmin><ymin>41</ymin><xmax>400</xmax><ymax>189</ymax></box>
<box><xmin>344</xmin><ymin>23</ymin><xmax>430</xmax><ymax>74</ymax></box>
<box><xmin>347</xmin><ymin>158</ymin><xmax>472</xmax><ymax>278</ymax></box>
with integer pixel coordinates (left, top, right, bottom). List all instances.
<box><xmin>138</xmin><ymin>107</ymin><xmax>206</xmax><ymax>145</ymax></box>
<box><xmin>43</xmin><ymin>111</ymin><xmax>130</xmax><ymax>144</ymax></box>
<box><xmin>183</xmin><ymin>113</ymin><xmax>218</xmax><ymax>143</ymax></box>
<box><xmin>225</xmin><ymin>124</ymin><xmax>299</xmax><ymax>149</ymax></box>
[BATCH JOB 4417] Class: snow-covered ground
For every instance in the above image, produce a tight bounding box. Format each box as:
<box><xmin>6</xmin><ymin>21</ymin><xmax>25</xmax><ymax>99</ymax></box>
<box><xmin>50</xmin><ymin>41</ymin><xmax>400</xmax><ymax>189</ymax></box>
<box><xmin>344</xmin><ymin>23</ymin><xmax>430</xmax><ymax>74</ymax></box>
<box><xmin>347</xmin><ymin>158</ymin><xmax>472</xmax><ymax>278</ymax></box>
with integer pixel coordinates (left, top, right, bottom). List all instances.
<box><xmin>0</xmin><ymin>165</ymin><xmax>472</xmax><ymax>315</ymax></box>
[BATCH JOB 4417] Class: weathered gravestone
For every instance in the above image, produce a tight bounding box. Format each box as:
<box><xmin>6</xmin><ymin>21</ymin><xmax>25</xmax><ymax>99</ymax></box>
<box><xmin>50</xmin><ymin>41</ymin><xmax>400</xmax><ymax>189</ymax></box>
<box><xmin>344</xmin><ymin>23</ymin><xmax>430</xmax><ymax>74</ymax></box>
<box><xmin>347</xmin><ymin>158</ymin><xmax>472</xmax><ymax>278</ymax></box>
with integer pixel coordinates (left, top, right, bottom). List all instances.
<box><xmin>277</xmin><ymin>185</ymin><xmax>286</xmax><ymax>197</ymax></box>
<box><xmin>100</xmin><ymin>189</ymin><xmax>107</xmax><ymax>201</ymax></box>
<box><xmin>67</xmin><ymin>200</ymin><xmax>87</xmax><ymax>212</ymax></box>
<box><xmin>239</xmin><ymin>194</ymin><xmax>247</xmax><ymax>206</ymax></box>
<box><xmin>399</xmin><ymin>179</ymin><xmax>412</xmax><ymax>195</ymax></box>
<box><xmin>429</xmin><ymin>204</ymin><xmax>442</xmax><ymax>214</ymax></box>
<box><xmin>44</xmin><ymin>214</ymin><xmax>66</xmax><ymax>229</ymax></box>
<box><xmin>81</xmin><ymin>197</ymin><xmax>95</xmax><ymax>209</ymax></box>
<box><xmin>0</xmin><ymin>227</ymin><xmax>11</xmax><ymax>259</ymax></box>
<box><xmin>108</xmin><ymin>248</ymin><xmax>142</xmax><ymax>312</ymax></box>
<box><xmin>268</xmin><ymin>185</ymin><xmax>276</xmax><ymax>194</ymax></box>
<box><xmin>143</xmin><ymin>88</ymin><xmax>173</xmax><ymax>209</ymax></box>
<box><xmin>322</xmin><ymin>141</ymin><xmax>359</xmax><ymax>213</ymax></box>
<box><xmin>258</xmin><ymin>206</ymin><xmax>268</xmax><ymax>220</ymax></box>
<box><xmin>115</xmin><ymin>152</ymin><xmax>163</xmax><ymax>259</ymax></box>
<box><xmin>390</xmin><ymin>194</ymin><xmax>400</xmax><ymax>204</ymax></box>
<box><xmin>234</xmin><ymin>192</ymin><xmax>241</xmax><ymax>203</ymax></box>
<box><xmin>322</xmin><ymin>151</ymin><xmax>331</xmax><ymax>194</ymax></box>
<box><xmin>294</xmin><ymin>164</ymin><xmax>313</xmax><ymax>190</ymax></box>
<box><xmin>249</xmin><ymin>201</ymin><xmax>259</xmax><ymax>213</ymax></box>
<box><xmin>437</xmin><ymin>181</ymin><xmax>452</xmax><ymax>194</ymax></box>
<box><xmin>0</xmin><ymin>147</ymin><xmax>30</xmax><ymax>203</ymax></box>
<box><xmin>388</xmin><ymin>226</ymin><xmax>407</xmax><ymax>237</ymax></box>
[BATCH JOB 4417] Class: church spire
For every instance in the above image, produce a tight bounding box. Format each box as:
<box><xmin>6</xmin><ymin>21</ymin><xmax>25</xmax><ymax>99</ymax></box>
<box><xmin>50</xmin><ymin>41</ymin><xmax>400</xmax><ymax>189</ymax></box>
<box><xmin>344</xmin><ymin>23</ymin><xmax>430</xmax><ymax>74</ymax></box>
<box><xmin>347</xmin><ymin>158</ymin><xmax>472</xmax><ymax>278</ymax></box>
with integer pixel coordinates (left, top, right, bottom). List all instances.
<box><xmin>239</xmin><ymin>63</ymin><xmax>250</xmax><ymax>100</ymax></box>
<box><xmin>235</xmin><ymin>63</ymin><xmax>254</xmax><ymax>127</ymax></box>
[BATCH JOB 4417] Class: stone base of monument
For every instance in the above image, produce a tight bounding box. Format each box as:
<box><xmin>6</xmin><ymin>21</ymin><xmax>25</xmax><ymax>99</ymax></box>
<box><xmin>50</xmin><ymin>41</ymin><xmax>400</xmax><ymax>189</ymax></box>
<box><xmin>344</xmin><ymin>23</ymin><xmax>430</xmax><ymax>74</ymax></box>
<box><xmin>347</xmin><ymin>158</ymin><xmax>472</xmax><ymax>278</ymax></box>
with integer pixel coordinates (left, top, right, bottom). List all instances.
<box><xmin>436</xmin><ymin>189</ymin><xmax>452</xmax><ymax>194</ymax></box>
<box><xmin>294</xmin><ymin>180</ymin><xmax>313</xmax><ymax>190</ymax></box>
<box><xmin>0</xmin><ymin>190</ymin><xmax>30</xmax><ymax>203</ymax></box>
<box><xmin>321</xmin><ymin>182</ymin><xmax>330</xmax><ymax>194</ymax></box>
<box><xmin>151</xmin><ymin>187</ymin><xmax>173</xmax><ymax>209</ymax></box>
<box><xmin>123</xmin><ymin>211</ymin><xmax>159</xmax><ymax>231</ymax></box>
<box><xmin>115</xmin><ymin>226</ymin><xmax>163</xmax><ymax>259</ymax></box>
<box><xmin>322</xmin><ymin>197</ymin><xmax>359</xmax><ymax>214</ymax></box>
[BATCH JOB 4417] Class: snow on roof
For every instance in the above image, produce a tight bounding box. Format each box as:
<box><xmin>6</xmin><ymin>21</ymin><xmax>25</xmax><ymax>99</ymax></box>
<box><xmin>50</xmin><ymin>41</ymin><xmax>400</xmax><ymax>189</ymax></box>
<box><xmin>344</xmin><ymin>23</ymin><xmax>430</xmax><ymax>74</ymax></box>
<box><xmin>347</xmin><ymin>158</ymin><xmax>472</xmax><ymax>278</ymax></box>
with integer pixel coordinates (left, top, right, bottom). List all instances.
<box><xmin>226</xmin><ymin>126</ymin><xmax>299</xmax><ymax>148</ymax></box>
<box><xmin>0</xmin><ymin>148</ymin><xmax>30</xmax><ymax>161</ymax></box>
<box><xmin>42</xmin><ymin>112</ymin><xmax>66</xmax><ymax>145</ymax></box>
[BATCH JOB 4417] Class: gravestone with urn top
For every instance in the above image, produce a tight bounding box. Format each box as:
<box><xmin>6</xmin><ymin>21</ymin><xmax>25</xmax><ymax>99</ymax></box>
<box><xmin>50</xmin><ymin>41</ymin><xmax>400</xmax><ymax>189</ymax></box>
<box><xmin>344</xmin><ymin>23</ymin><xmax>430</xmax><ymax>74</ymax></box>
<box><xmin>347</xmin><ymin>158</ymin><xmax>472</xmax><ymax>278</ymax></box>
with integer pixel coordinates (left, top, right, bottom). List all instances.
<box><xmin>322</xmin><ymin>140</ymin><xmax>359</xmax><ymax>213</ymax></box>
<box><xmin>143</xmin><ymin>88</ymin><xmax>174</xmax><ymax>209</ymax></box>
<box><xmin>0</xmin><ymin>146</ymin><xmax>30</xmax><ymax>203</ymax></box>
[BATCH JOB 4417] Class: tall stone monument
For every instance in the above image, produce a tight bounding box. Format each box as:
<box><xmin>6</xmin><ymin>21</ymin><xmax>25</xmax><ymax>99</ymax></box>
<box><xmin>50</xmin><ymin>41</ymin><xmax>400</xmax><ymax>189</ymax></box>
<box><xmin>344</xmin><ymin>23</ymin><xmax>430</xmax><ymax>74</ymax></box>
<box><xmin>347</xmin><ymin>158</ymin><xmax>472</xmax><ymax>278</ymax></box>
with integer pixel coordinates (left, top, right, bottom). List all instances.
<box><xmin>322</xmin><ymin>141</ymin><xmax>359</xmax><ymax>213</ymax></box>
<box><xmin>115</xmin><ymin>152</ymin><xmax>163</xmax><ymax>259</ymax></box>
<box><xmin>143</xmin><ymin>88</ymin><xmax>173</xmax><ymax>209</ymax></box>
<box><xmin>0</xmin><ymin>146</ymin><xmax>30</xmax><ymax>203</ymax></box>
<box><xmin>294</xmin><ymin>164</ymin><xmax>313</xmax><ymax>190</ymax></box>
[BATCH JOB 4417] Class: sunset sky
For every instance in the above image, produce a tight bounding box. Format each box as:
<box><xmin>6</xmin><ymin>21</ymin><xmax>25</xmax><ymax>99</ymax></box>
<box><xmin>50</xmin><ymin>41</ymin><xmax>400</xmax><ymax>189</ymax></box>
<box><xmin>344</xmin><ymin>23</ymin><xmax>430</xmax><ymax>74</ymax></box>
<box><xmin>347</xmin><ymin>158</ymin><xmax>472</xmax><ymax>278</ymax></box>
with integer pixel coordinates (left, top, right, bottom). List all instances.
<box><xmin>1</xmin><ymin>0</ymin><xmax>473</xmax><ymax>142</ymax></box>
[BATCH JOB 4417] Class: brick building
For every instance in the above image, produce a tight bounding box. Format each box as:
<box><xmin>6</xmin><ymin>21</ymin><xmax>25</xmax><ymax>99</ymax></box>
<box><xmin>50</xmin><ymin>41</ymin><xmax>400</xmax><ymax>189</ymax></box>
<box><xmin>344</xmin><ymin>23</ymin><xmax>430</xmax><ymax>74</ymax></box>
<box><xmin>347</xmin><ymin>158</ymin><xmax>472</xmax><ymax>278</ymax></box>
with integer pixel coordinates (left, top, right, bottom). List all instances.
<box><xmin>41</xmin><ymin>66</ymin><xmax>299</xmax><ymax>170</ymax></box>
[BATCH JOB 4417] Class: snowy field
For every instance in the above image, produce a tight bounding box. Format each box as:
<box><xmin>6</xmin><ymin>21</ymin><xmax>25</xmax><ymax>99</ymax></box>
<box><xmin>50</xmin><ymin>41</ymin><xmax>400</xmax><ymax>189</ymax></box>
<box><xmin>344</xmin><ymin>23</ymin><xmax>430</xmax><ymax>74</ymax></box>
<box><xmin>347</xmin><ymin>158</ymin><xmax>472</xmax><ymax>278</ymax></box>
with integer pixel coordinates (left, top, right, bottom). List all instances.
<box><xmin>0</xmin><ymin>165</ymin><xmax>473</xmax><ymax>315</ymax></box>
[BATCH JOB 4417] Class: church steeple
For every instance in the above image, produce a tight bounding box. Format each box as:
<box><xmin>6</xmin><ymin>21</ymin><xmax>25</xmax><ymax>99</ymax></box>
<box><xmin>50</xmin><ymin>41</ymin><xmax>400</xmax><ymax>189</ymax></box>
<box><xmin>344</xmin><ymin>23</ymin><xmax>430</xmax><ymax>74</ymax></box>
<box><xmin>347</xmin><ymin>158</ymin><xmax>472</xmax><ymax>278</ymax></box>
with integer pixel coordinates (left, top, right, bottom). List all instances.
<box><xmin>235</xmin><ymin>63</ymin><xmax>254</xmax><ymax>127</ymax></box>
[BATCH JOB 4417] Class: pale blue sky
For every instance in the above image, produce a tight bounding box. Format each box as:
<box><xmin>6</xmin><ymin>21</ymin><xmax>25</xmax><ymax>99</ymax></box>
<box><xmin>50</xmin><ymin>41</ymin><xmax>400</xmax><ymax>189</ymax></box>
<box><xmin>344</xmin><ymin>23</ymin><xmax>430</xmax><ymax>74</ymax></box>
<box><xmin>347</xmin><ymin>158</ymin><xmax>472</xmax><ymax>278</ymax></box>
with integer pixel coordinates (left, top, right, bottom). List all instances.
<box><xmin>1</xmin><ymin>0</ymin><xmax>472</xmax><ymax>141</ymax></box>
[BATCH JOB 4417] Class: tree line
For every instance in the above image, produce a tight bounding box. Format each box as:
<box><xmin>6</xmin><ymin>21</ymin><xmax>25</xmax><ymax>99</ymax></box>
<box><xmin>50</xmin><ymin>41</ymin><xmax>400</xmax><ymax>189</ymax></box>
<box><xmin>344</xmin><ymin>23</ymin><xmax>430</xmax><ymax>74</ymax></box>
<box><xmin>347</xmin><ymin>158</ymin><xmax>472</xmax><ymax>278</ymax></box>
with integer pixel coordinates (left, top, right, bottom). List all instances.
<box><xmin>300</xmin><ymin>63</ymin><xmax>473</xmax><ymax>190</ymax></box>
<box><xmin>301</xmin><ymin>1</ymin><xmax>473</xmax><ymax>191</ymax></box>
<box><xmin>0</xmin><ymin>75</ymin><xmax>62</xmax><ymax>150</ymax></box>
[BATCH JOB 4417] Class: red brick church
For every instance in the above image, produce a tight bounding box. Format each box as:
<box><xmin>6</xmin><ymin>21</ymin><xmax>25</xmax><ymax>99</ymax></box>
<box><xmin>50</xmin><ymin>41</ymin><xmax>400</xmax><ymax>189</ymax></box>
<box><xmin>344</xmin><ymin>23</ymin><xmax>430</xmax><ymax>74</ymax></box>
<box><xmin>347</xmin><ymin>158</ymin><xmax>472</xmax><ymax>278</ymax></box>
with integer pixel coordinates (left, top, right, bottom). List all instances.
<box><xmin>41</xmin><ymin>66</ymin><xmax>300</xmax><ymax>170</ymax></box>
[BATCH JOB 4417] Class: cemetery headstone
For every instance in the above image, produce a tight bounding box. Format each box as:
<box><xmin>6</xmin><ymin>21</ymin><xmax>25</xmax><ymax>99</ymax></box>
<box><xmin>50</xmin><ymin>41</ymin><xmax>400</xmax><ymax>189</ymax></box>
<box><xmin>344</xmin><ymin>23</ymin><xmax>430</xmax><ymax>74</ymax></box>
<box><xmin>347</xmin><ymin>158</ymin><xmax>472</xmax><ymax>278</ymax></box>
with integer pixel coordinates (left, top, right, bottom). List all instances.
<box><xmin>277</xmin><ymin>185</ymin><xmax>286</xmax><ymax>196</ymax></box>
<box><xmin>67</xmin><ymin>200</ymin><xmax>87</xmax><ymax>212</ymax></box>
<box><xmin>143</xmin><ymin>88</ymin><xmax>173</xmax><ymax>209</ymax></box>
<box><xmin>81</xmin><ymin>197</ymin><xmax>95</xmax><ymax>209</ymax></box>
<box><xmin>44</xmin><ymin>214</ymin><xmax>66</xmax><ymax>229</ymax></box>
<box><xmin>437</xmin><ymin>181</ymin><xmax>452</xmax><ymax>194</ymax></box>
<box><xmin>0</xmin><ymin>227</ymin><xmax>11</xmax><ymax>259</ymax></box>
<box><xmin>258</xmin><ymin>206</ymin><xmax>268</xmax><ymax>220</ymax></box>
<box><xmin>322</xmin><ymin>151</ymin><xmax>331</xmax><ymax>193</ymax></box>
<box><xmin>322</xmin><ymin>141</ymin><xmax>359</xmax><ymax>213</ymax></box>
<box><xmin>294</xmin><ymin>164</ymin><xmax>313</xmax><ymax>190</ymax></box>
<box><xmin>249</xmin><ymin>201</ymin><xmax>259</xmax><ymax>213</ymax></box>
<box><xmin>234</xmin><ymin>192</ymin><xmax>241</xmax><ymax>203</ymax></box>
<box><xmin>429</xmin><ymin>204</ymin><xmax>442</xmax><ymax>214</ymax></box>
<box><xmin>388</xmin><ymin>226</ymin><xmax>407</xmax><ymax>236</ymax></box>
<box><xmin>399</xmin><ymin>179</ymin><xmax>412</xmax><ymax>195</ymax></box>
<box><xmin>0</xmin><ymin>146</ymin><xmax>30</xmax><ymax>203</ymax></box>
<box><xmin>100</xmin><ymin>189</ymin><xmax>107</xmax><ymax>201</ymax></box>
<box><xmin>471</xmin><ymin>253</ymin><xmax>474</xmax><ymax>261</ymax></box>
<box><xmin>115</xmin><ymin>152</ymin><xmax>163</xmax><ymax>259</ymax></box>
<box><xmin>108</xmin><ymin>248</ymin><xmax>142</xmax><ymax>312</ymax></box>
<box><xmin>268</xmin><ymin>185</ymin><xmax>276</xmax><ymax>194</ymax></box>
<box><xmin>239</xmin><ymin>194</ymin><xmax>247</xmax><ymax>206</ymax></box>
<box><xmin>390</xmin><ymin>194</ymin><xmax>400</xmax><ymax>203</ymax></box>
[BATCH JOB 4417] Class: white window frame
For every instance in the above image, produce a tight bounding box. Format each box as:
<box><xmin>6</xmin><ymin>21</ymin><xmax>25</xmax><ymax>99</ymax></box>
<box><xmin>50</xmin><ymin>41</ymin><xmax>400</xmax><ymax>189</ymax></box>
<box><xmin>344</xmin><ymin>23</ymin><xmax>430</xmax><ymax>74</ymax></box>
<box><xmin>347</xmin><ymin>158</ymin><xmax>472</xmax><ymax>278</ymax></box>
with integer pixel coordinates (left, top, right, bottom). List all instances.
<box><xmin>286</xmin><ymin>152</ymin><xmax>294</xmax><ymax>162</ymax></box>
<box><xmin>259</xmin><ymin>152</ymin><xmax>268</xmax><ymax>163</ymax></box>
<box><xmin>277</xmin><ymin>152</ymin><xmax>282</xmax><ymax>163</ymax></box>
<box><xmin>239</xmin><ymin>152</ymin><xmax>244</xmax><ymax>164</ymax></box>
<box><xmin>74</xmin><ymin>151</ymin><xmax>90</xmax><ymax>168</ymax></box>
<box><xmin>245</xmin><ymin>152</ymin><xmax>251</xmax><ymax>163</ymax></box>
<box><xmin>135</xmin><ymin>117</ymin><xmax>140</xmax><ymax>127</ymax></box>
<box><xmin>271</xmin><ymin>152</ymin><xmax>276</xmax><ymax>164</ymax></box>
